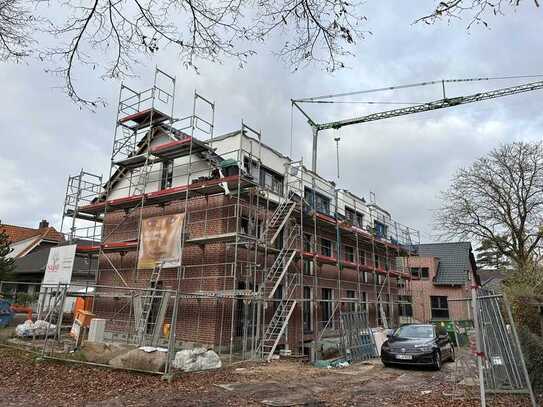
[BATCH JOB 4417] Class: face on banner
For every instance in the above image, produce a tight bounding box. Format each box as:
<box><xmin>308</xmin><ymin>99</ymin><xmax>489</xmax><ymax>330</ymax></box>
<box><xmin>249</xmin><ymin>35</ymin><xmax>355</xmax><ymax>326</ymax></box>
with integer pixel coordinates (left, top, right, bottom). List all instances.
<box><xmin>138</xmin><ymin>213</ymin><xmax>185</xmax><ymax>269</ymax></box>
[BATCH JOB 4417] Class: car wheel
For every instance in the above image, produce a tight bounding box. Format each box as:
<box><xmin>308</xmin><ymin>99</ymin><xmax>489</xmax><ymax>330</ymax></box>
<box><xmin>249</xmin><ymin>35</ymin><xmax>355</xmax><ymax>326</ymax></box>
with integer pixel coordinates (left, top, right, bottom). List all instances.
<box><xmin>432</xmin><ymin>351</ymin><xmax>442</xmax><ymax>371</ymax></box>
<box><xmin>382</xmin><ymin>360</ymin><xmax>391</xmax><ymax>368</ymax></box>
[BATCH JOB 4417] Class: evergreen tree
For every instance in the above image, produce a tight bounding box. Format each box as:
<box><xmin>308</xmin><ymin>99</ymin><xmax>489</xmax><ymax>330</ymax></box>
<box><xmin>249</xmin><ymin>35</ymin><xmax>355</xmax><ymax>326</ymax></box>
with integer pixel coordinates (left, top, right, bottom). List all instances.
<box><xmin>475</xmin><ymin>237</ymin><xmax>511</xmax><ymax>272</ymax></box>
<box><xmin>0</xmin><ymin>221</ymin><xmax>15</xmax><ymax>281</ymax></box>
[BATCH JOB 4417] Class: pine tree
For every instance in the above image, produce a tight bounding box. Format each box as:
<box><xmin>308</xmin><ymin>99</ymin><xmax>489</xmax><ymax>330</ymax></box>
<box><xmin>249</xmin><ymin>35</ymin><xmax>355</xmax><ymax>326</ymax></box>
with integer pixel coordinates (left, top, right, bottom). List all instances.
<box><xmin>476</xmin><ymin>237</ymin><xmax>511</xmax><ymax>272</ymax></box>
<box><xmin>0</xmin><ymin>221</ymin><xmax>15</xmax><ymax>281</ymax></box>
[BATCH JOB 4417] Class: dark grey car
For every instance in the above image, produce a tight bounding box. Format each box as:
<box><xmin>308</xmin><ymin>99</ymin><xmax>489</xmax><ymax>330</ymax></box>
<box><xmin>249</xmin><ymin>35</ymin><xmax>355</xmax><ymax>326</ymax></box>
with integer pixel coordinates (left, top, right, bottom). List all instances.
<box><xmin>380</xmin><ymin>323</ymin><xmax>455</xmax><ymax>370</ymax></box>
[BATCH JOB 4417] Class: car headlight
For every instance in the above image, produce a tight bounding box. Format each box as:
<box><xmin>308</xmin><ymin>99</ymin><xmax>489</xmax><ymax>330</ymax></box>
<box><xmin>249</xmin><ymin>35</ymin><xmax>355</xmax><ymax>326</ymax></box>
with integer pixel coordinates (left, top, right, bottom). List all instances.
<box><xmin>381</xmin><ymin>344</ymin><xmax>390</xmax><ymax>351</ymax></box>
<box><xmin>414</xmin><ymin>344</ymin><xmax>433</xmax><ymax>352</ymax></box>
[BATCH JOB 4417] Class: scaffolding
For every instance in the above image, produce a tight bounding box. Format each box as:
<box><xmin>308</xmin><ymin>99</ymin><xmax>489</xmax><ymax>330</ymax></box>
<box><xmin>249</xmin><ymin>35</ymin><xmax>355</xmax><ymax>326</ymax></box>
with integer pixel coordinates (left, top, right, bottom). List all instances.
<box><xmin>56</xmin><ymin>68</ymin><xmax>419</xmax><ymax>373</ymax></box>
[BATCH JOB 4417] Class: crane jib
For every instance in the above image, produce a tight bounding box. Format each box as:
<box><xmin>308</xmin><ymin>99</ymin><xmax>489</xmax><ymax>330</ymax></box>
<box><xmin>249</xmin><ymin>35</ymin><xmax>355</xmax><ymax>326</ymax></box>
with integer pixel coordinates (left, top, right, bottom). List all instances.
<box><xmin>318</xmin><ymin>80</ymin><xmax>543</xmax><ymax>131</ymax></box>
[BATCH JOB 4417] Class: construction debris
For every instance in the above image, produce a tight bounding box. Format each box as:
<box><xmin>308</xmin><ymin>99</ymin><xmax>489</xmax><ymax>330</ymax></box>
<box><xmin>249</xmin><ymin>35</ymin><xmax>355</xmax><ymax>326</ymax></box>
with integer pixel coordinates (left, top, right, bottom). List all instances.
<box><xmin>172</xmin><ymin>348</ymin><xmax>222</xmax><ymax>372</ymax></box>
<box><xmin>15</xmin><ymin>320</ymin><xmax>56</xmax><ymax>338</ymax></box>
<box><xmin>109</xmin><ymin>348</ymin><xmax>167</xmax><ymax>372</ymax></box>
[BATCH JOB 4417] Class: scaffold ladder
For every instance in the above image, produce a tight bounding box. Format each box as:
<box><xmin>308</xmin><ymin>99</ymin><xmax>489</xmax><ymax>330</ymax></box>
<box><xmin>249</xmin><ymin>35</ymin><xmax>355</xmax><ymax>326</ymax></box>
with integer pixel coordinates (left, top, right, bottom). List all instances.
<box><xmin>257</xmin><ymin>273</ymin><xmax>299</xmax><ymax>361</ymax></box>
<box><xmin>261</xmin><ymin>194</ymin><xmax>298</xmax><ymax>245</ymax></box>
<box><xmin>261</xmin><ymin>225</ymin><xmax>299</xmax><ymax>298</ymax></box>
<box><xmin>135</xmin><ymin>263</ymin><xmax>163</xmax><ymax>345</ymax></box>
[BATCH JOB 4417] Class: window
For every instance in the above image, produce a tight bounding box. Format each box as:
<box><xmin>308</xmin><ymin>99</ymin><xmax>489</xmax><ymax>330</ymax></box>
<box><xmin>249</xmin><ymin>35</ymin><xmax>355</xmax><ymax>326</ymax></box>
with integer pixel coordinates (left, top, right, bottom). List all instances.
<box><xmin>346</xmin><ymin>290</ymin><xmax>356</xmax><ymax>312</ymax></box>
<box><xmin>431</xmin><ymin>296</ymin><xmax>449</xmax><ymax>320</ymax></box>
<box><xmin>374</xmin><ymin>220</ymin><xmax>387</xmax><ymax>239</ymax></box>
<box><xmin>240</xmin><ymin>217</ymin><xmax>249</xmax><ymax>235</ymax></box>
<box><xmin>303</xmin><ymin>287</ymin><xmax>313</xmax><ymax>333</ymax></box>
<box><xmin>360</xmin><ymin>292</ymin><xmax>368</xmax><ymax>312</ymax></box>
<box><xmin>305</xmin><ymin>187</ymin><xmax>331</xmax><ymax>215</ymax></box>
<box><xmin>258</xmin><ymin>165</ymin><xmax>284</xmax><ymax>195</ymax></box>
<box><xmin>322</xmin><ymin>288</ymin><xmax>334</xmax><ymax>324</ymax></box>
<box><xmin>374</xmin><ymin>254</ymin><xmax>380</xmax><ymax>269</ymax></box>
<box><xmin>303</xmin><ymin>233</ymin><xmax>312</xmax><ymax>252</ymax></box>
<box><xmin>362</xmin><ymin>271</ymin><xmax>370</xmax><ymax>284</ymax></box>
<box><xmin>321</xmin><ymin>238</ymin><xmax>332</xmax><ymax>257</ymax></box>
<box><xmin>360</xmin><ymin>251</ymin><xmax>366</xmax><ymax>265</ymax></box>
<box><xmin>160</xmin><ymin>160</ymin><xmax>173</xmax><ymax>190</ymax></box>
<box><xmin>243</xmin><ymin>156</ymin><xmax>257</xmax><ymax>176</ymax></box>
<box><xmin>345</xmin><ymin>206</ymin><xmax>364</xmax><ymax>228</ymax></box>
<box><xmin>398</xmin><ymin>277</ymin><xmax>406</xmax><ymax>288</ymax></box>
<box><xmin>303</xmin><ymin>259</ymin><xmax>313</xmax><ymax>275</ymax></box>
<box><xmin>421</xmin><ymin>267</ymin><xmax>429</xmax><ymax>279</ymax></box>
<box><xmin>410</xmin><ymin>267</ymin><xmax>429</xmax><ymax>280</ymax></box>
<box><xmin>398</xmin><ymin>295</ymin><xmax>413</xmax><ymax>317</ymax></box>
<box><xmin>345</xmin><ymin>245</ymin><xmax>354</xmax><ymax>262</ymax></box>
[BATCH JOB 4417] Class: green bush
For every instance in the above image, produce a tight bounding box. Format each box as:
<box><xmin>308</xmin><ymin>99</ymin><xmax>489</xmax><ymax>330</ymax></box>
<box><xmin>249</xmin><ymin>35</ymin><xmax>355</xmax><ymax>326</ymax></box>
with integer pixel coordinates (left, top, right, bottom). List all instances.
<box><xmin>518</xmin><ymin>326</ymin><xmax>543</xmax><ymax>395</ymax></box>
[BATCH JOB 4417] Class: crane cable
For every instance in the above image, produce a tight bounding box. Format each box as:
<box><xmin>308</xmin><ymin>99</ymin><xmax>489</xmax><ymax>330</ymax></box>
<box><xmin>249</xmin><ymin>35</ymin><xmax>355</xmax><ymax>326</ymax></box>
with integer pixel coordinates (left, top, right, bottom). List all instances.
<box><xmin>295</xmin><ymin>74</ymin><xmax>543</xmax><ymax>103</ymax></box>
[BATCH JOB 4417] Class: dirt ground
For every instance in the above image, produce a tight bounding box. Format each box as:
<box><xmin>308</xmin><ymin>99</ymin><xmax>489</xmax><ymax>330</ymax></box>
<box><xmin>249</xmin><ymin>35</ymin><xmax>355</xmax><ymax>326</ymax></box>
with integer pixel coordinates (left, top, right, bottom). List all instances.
<box><xmin>0</xmin><ymin>346</ymin><xmax>534</xmax><ymax>406</ymax></box>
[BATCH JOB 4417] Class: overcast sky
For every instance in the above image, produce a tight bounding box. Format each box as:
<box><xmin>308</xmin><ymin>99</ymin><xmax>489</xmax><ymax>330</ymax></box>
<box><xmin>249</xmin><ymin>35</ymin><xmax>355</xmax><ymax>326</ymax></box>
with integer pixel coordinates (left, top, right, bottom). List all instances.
<box><xmin>1</xmin><ymin>2</ymin><xmax>542</xmax><ymax>243</ymax></box>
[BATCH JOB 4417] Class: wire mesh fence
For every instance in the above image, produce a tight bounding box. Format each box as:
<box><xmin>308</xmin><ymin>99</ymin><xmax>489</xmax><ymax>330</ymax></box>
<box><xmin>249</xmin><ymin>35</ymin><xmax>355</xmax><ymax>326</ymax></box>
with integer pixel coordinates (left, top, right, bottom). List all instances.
<box><xmin>0</xmin><ymin>280</ymin><xmax>264</xmax><ymax>379</ymax></box>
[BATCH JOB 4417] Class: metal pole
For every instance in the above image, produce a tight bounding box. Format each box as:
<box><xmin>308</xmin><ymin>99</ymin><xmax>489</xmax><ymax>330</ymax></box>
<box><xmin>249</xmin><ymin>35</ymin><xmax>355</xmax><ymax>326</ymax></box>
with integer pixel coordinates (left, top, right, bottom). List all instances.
<box><xmin>334</xmin><ymin>137</ymin><xmax>340</xmax><ymax>179</ymax></box>
<box><xmin>311</xmin><ymin>126</ymin><xmax>319</xmax><ymax>173</ymax></box>
<box><xmin>471</xmin><ymin>282</ymin><xmax>486</xmax><ymax>407</ymax></box>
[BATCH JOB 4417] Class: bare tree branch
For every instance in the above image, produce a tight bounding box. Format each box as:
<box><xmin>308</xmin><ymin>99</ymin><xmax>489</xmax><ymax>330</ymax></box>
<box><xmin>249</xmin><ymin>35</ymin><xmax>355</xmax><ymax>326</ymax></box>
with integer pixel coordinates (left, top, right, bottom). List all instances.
<box><xmin>416</xmin><ymin>0</ymin><xmax>539</xmax><ymax>29</ymax></box>
<box><xmin>0</xmin><ymin>0</ymin><xmax>34</xmax><ymax>61</ymax></box>
<box><xmin>435</xmin><ymin>141</ymin><xmax>543</xmax><ymax>271</ymax></box>
<box><xmin>17</xmin><ymin>0</ymin><xmax>366</xmax><ymax>108</ymax></box>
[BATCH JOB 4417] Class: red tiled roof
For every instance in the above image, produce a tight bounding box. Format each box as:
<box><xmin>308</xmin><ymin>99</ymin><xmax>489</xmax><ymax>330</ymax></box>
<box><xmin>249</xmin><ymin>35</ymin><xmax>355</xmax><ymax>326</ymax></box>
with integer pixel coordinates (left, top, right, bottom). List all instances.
<box><xmin>1</xmin><ymin>224</ymin><xmax>64</xmax><ymax>244</ymax></box>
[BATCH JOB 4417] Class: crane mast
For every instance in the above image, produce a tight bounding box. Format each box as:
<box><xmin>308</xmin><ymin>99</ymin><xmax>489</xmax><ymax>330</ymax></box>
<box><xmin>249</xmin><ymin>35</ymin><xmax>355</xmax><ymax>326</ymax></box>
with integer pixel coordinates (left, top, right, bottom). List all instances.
<box><xmin>292</xmin><ymin>78</ymin><xmax>543</xmax><ymax>172</ymax></box>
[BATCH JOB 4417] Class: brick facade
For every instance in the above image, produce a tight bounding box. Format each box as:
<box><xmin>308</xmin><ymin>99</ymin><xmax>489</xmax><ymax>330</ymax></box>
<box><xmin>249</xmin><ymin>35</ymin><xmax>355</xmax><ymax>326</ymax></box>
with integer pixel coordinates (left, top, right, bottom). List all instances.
<box><xmin>407</xmin><ymin>256</ymin><xmax>472</xmax><ymax>323</ymax></box>
<box><xmin>93</xmin><ymin>191</ymin><xmax>409</xmax><ymax>353</ymax></box>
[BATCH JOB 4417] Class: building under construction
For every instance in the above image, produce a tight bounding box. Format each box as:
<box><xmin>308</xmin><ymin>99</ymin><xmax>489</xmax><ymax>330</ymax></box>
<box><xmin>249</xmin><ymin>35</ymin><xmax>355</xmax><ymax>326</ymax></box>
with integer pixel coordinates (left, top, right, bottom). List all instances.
<box><xmin>62</xmin><ymin>69</ymin><xmax>419</xmax><ymax>362</ymax></box>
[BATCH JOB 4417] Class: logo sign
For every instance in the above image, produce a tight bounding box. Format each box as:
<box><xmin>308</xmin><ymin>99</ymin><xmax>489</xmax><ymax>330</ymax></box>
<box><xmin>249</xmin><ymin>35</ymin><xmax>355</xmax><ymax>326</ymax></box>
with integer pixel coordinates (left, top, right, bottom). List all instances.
<box><xmin>43</xmin><ymin>245</ymin><xmax>77</xmax><ymax>286</ymax></box>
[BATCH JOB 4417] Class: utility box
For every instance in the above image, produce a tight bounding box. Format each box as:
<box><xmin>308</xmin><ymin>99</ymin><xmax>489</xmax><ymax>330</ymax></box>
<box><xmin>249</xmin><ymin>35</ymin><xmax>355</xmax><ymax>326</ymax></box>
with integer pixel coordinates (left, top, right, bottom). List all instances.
<box><xmin>88</xmin><ymin>318</ymin><xmax>106</xmax><ymax>343</ymax></box>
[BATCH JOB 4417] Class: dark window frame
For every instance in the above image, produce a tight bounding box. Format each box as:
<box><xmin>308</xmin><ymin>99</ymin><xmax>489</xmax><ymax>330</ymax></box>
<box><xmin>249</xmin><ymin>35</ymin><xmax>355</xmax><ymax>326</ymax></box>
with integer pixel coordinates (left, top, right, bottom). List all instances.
<box><xmin>160</xmin><ymin>159</ymin><xmax>174</xmax><ymax>190</ymax></box>
<box><xmin>321</xmin><ymin>238</ymin><xmax>332</xmax><ymax>257</ymax></box>
<box><xmin>322</xmin><ymin>288</ymin><xmax>334</xmax><ymax>324</ymax></box>
<box><xmin>430</xmin><ymin>296</ymin><xmax>449</xmax><ymax>320</ymax></box>
<box><xmin>346</xmin><ymin>290</ymin><xmax>356</xmax><ymax>312</ymax></box>
<box><xmin>345</xmin><ymin>206</ymin><xmax>364</xmax><ymax>228</ymax></box>
<box><xmin>305</xmin><ymin>187</ymin><xmax>331</xmax><ymax>215</ymax></box>
<box><xmin>344</xmin><ymin>245</ymin><xmax>355</xmax><ymax>262</ymax></box>
<box><xmin>303</xmin><ymin>286</ymin><xmax>313</xmax><ymax>333</ymax></box>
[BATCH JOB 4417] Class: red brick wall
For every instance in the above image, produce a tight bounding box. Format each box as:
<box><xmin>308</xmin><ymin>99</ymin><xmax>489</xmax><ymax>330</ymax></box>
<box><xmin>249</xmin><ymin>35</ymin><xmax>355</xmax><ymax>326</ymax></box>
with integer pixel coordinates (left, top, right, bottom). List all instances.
<box><xmin>94</xmin><ymin>192</ymin><xmax>406</xmax><ymax>351</ymax></box>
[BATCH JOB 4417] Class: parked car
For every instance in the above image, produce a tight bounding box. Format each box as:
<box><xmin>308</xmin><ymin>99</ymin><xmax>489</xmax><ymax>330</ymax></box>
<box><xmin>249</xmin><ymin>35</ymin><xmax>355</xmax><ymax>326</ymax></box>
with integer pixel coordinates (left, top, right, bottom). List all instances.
<box><xmin>380</xmin><ymin>323</ymin><xmax>454</xmax><ymax>370</ymax></box>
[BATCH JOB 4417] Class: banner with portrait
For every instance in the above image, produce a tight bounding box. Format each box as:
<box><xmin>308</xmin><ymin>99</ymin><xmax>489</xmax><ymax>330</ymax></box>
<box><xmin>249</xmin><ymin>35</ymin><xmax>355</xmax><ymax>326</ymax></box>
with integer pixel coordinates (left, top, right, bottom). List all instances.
<box><xmin>137</xmin><ymin>213</ymin><xmax>185</xmax><ymax>269</ymax></box>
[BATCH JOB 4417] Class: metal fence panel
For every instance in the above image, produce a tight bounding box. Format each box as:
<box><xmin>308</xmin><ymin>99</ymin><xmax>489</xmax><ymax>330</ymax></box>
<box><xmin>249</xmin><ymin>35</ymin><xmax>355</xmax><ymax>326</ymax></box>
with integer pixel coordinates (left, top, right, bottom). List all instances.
<box><xmin>339</xmin><ymin>311</ymin><xmax>378</xmax><ymax>362</ymax></box>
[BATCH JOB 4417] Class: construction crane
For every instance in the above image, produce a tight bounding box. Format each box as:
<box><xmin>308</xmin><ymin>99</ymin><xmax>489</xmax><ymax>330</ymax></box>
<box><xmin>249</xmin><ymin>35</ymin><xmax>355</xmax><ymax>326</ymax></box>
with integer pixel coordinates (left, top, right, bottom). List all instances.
<box><xmin>291</xmin><ymin>76</ymin><xmax>543</xmax><ymax>172</ymax></box>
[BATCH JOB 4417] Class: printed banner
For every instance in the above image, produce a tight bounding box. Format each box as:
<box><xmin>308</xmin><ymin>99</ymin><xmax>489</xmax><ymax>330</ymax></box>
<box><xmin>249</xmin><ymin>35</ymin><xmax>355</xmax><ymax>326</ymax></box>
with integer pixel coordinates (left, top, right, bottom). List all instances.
<box><xmin>137</xmin><ymin>213</ymin><xmax>185</xmax><ymax>269</ymax></box>
<box><xmin>43</xmin><ymin>244</ymin><xmax>77</xmax><ymax>286</ymax></box>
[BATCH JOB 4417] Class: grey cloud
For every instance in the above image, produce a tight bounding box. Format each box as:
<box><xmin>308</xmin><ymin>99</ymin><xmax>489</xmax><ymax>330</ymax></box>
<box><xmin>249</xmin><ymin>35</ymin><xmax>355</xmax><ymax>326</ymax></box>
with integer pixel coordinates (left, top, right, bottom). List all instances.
<box><xmin>1</xmin><ymin>2</ymin><xmax>542</xmax><ymax>243</ymax></box>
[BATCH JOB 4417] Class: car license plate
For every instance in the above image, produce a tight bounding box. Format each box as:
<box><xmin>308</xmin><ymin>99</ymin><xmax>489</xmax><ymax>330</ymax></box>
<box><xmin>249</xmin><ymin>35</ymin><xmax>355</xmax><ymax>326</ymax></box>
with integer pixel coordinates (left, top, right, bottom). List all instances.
<box><xmin>395</xmin><ymin>354</ymin><xmax>412</xmax><ymax>360</ymax></box>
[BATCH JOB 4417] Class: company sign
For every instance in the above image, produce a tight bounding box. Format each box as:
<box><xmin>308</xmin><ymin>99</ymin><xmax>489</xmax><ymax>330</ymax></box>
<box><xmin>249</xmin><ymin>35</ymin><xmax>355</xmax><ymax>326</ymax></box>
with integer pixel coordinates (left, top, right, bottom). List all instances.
<box><xmin>43</xmin><ymin>244</ymin><xmax>77</xmax><ymax>286</ymax></box>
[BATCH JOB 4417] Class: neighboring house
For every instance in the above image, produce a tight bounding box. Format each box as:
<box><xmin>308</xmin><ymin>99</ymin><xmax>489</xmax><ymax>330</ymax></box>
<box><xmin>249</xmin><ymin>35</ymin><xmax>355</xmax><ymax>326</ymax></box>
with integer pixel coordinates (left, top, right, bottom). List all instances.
<box><xmin>407</xmin><ymin>242</ymin><xmax>478</xmax><ymax>323</ymax></box>
<box><xmin>478</xmin><ymin>270</ymin><xmax>507</xmax><ymax>293</ymax></box>
<box><xmin>4</xmin><ymin>220</ymin><xmax>64</xmax><ymax>260</ymax></box>
<box><xmin>1</xmin><ymin>220</ymin><xmax>96</xmax><ymax>294</ymax></box>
